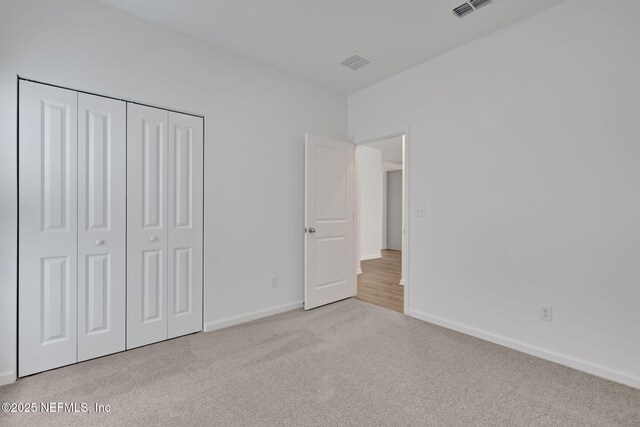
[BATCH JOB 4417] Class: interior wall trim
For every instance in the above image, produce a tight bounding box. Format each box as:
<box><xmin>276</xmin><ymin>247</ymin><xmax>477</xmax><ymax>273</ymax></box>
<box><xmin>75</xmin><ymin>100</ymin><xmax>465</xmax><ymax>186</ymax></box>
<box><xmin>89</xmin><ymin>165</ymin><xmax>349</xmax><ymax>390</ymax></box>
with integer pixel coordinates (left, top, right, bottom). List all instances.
<box><xmin>204</xmin><ymin>301</ymin><xmax>303</xmax><ymax>332</ymax></box>
<box><xmin>407</xmin><ymin>308</ymin><xmax>640</xmax><ymax>390</ymax></box>
<box><xmin>0</xmin><ymin>370</ymin><xmax>16</xmax><ymax>386</ymax></box>
<box><xmin>360</xmin><ymin>253</ymin><xmax>382</xmax><ymax>261</ymax></box>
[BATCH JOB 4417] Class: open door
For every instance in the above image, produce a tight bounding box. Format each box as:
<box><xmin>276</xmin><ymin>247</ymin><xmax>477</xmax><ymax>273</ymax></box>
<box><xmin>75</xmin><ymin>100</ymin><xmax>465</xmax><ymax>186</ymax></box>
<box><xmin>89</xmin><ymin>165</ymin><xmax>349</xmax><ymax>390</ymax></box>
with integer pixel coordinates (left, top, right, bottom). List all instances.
<box><xmin>304</xmin><ymin>133</ymin><xmax>355</xmax><ymax>310</ymax></box>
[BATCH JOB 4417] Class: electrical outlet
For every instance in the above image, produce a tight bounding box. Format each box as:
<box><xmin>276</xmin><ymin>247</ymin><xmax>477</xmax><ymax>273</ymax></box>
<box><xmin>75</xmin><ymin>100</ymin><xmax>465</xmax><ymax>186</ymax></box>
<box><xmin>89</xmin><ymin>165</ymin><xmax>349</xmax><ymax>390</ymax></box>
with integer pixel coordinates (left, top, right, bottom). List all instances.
<box><xmin>415</xmin><ymin>206</ymin><xmax>426</xmax><ymax>217</ymax></box>
<box><xmin>541</xmin><ymin>305</ymin><xmax>552</xmax><ymax>322</ymax></box>
<box><xmin>270</xmin><ymin>276</ymin><xmax>279</xmax><ymax>288</ymax></box>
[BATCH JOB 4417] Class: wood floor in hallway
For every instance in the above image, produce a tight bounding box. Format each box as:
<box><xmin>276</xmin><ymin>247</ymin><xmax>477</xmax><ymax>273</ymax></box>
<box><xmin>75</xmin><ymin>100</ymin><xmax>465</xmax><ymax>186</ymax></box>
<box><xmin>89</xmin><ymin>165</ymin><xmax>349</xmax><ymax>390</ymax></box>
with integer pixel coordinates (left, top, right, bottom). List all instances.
<box><xmin>356</xmin><ymin>249</ymin><xmax>404</xmax><ymax>313</ymax></box>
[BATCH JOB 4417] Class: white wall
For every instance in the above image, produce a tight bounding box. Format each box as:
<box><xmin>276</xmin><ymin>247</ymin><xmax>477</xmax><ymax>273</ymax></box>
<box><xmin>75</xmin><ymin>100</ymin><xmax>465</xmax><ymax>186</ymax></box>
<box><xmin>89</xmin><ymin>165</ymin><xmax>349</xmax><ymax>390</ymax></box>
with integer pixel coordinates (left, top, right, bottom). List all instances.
<box><xmin>0</xmin><ymin>0</ymin><xmax>346</xmax><ymax>385</ymax></box>
<box><xmin>349</xmin><ymin>0</ymin><xmax>640</xmax><ymax>388</ymax></box>
<box><xmin>386</xmin><ymin>170</ymin><xmax>402</xmax><ymax>251</ymax></box>
<box><xmin>357</xmin><ymin>146</ymin><xmax>383</xmax><ymax>260</ymax></box>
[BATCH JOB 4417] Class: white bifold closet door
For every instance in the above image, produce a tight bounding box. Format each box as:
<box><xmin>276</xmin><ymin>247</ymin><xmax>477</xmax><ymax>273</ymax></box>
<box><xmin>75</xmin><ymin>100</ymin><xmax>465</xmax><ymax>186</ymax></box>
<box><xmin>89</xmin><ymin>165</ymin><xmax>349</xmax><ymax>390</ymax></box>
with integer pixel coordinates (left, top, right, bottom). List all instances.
<box><xmin>19</xmin><ymin>81</ymin><xmax>202</xmax><ymax>374</ymax></box>
<box><xmin>127</xmin><ymin>104</ymin><xmax>203</xmax><ymax>349</ymax></box>
<box><xmin>127</xmin><ymin>104</ymin><xmax>168</xmax><ymax>348</ymax></box>
<box><xmin>19</xmin><ymin>82</ymin><xmax>78</xmax><ymax>377</ymax></box>
<box><xmin>19</xmin><ymin>82</ymin><xmax>127</xmax><ymax>376</ymax></box>
<box><xmin>77</xmin><ymin>93</ymin><xmax>126</xmax><ymax>362</ymax></box>
<box><xmin>167</xmin><ymin>112</ymin><xmax>203</xmax><ymax>339</ymax></box>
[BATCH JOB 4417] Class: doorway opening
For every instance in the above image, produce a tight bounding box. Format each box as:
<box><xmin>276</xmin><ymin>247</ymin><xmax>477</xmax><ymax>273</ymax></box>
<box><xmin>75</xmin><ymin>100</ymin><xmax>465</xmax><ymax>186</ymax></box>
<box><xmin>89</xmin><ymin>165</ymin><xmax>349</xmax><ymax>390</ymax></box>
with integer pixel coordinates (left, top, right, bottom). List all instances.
<box><xmin>355</xmin><ymin>134</ymin><xmax>407</xmax><ymax>314</ymax></box>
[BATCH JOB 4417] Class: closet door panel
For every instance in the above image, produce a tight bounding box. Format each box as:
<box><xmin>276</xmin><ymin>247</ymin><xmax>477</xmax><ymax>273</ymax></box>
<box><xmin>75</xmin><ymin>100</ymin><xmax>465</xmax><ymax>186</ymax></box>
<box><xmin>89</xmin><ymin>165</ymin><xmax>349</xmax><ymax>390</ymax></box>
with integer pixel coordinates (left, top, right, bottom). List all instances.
<box><xmin>18</xmin><ymin>81</ymin><xmax>78</xmax><ymax>376</ymax></box>
<box><xmin>77</xmin><ymin>93</ymin><xmax>126</xmax><ymax>361</ymax></box>
<box><xmin>127</xmin><ymin>104</ymin><xmax>168</xmax><ymax>349</ymax></box>
<box><xmin>167</xmin><ymin>113</ymin><xmax>203</xmax><ymax>338</ymax></box>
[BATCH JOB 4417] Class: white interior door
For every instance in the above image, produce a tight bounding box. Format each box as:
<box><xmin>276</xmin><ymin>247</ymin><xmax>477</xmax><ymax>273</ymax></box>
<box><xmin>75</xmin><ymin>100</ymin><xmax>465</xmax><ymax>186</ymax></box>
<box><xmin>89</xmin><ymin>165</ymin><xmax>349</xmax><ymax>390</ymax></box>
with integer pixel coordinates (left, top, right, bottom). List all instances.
<box><xmin>77</xmin><ymin>93</ymin><xmax>126</xmax><ymax>361</ymax></box>
<box><xmin>304</xmin><ymin>133</ymin><xmax>355</xmax><ymax>310</ymax></box>
<box><xmin>167</xmin><ymin>112</ymin><xmax>203</xmax><ymax>338</ymax></box>
<box><xmin>19</xmin><ymin>81</ymin><xmax>78</xmax><ymax>376</ymax></box>
<box><xmin>127</xmin><ymin>104</ymin><xmax>168</xmax><ymax>349</ymax></box>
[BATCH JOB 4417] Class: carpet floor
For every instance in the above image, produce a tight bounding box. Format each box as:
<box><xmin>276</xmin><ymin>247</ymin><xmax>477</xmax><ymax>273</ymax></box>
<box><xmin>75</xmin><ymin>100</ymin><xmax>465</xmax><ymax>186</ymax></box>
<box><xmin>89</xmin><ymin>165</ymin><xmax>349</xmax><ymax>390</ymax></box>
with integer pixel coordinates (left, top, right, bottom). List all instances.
<box><xmin>1</xmin><ymin>299</ymin><xmax>639</xmax><ymax>426</ymax></box>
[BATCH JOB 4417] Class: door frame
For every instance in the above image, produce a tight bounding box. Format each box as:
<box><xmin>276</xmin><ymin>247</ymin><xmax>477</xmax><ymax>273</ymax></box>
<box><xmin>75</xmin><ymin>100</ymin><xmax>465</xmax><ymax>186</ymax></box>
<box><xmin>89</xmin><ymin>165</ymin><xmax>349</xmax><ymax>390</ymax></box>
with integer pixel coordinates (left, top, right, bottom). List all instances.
<box><xmin>354</xmin><ymin>132</ymin><xmax>409</xmax><ymax>314</ymax></box>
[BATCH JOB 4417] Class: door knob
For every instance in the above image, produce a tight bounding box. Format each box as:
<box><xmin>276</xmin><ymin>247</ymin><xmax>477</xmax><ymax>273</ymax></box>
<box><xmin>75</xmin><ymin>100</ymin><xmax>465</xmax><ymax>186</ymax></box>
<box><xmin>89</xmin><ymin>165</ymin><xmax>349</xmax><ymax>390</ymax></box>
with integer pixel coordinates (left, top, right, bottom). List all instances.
<box><xmin>149</xmin><ymin>236</ymin><xmax>158</xmax><ymax>243</ymax></box>
<box><xmin>308</xmin><ymin>227</ymin><xmax>316</xmax><ymax>234</ymax></box>
<box><xmin>95</xmin><ymin>239</ymin><xmax>105</xmax><ymax>246</ymax></box>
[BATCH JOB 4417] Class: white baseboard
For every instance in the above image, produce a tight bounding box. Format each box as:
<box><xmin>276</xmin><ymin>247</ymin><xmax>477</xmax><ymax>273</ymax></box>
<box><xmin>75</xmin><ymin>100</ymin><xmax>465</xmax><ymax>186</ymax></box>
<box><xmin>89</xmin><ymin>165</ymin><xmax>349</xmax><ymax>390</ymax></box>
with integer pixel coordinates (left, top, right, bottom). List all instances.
<box><xmin>204</xmin><ymin>301</ymin><xmax>303</xmax><ymax>332</ymax></box>
<box><xmin>406</xmin><ymin>309</ymin><xmax>640</xmax><ymax>390</ymax></box>
<box><xmin>0</xmin><ymin>370</ymin><xmax>16</xmax><ymax>387</ymax></box>
<box><xmin>360</xmin><ymin>253</ymin><xmax>382</xmax><ymax>261</ymax></box>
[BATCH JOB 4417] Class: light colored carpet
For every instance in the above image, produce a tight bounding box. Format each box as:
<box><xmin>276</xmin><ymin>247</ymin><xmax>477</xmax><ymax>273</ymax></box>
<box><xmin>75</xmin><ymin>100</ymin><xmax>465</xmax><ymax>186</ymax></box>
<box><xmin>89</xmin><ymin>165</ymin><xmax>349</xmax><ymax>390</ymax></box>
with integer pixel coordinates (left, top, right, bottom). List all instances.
<box><xmin>1</xmin><ymin>299</ymin><xmax>639</xmax><ymax>426</ymax></box>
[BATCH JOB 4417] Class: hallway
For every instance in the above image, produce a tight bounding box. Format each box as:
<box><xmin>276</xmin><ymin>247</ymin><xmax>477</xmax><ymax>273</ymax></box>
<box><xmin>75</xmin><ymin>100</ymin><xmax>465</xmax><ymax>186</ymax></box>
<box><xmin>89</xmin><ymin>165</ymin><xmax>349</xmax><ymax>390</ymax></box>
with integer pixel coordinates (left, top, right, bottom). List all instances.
<box><xmin>356</xmin><ymin>249</ymin><xmax>403</xmax><ymax>313</ymax></box>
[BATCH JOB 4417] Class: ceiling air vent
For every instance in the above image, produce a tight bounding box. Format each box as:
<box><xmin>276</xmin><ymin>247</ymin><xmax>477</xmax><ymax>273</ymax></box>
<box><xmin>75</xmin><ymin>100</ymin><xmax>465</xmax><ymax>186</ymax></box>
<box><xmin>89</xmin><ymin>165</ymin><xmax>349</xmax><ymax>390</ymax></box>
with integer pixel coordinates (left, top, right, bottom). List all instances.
<box><xmin>452</xmin><ymin>3</ymin><xmax>474</xmax><ymax>17</ymax></box>
<box><xmin>452</xmin><ymin>0</ymin><xmax>492</xmax><ymax>18</ymax></box>
<box><xmin>470</xmin><ymin>0</ymin><xmax>492</xmax><ymax>9</ymax></box>
<box><xmin>340</xmin><ymin>53</ymin><xmax>373</xmax><ymax>71</ymax></box>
